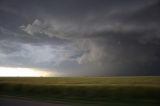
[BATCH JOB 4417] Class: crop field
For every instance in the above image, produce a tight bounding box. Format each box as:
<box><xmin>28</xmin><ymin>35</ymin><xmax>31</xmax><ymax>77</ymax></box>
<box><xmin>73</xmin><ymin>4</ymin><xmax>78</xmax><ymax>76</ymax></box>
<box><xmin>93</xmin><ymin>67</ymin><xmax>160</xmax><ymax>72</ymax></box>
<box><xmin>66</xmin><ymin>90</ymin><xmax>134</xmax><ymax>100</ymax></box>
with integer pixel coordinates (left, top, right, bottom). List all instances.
<box><xmin>0</xmin><ymin>76</ymin><xmax>160</xmax><ymax>105</ymax></box>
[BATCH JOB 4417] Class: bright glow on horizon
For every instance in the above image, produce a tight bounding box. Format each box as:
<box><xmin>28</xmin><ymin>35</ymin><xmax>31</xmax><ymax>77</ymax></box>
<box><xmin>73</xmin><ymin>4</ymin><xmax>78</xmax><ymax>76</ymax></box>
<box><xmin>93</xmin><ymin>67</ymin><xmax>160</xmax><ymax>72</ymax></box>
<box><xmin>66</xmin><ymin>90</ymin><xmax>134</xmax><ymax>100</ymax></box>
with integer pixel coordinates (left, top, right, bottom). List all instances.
<box><xmin>0</xmin><ymin>67</ymin><xmax>55</xmax><ymax>77</ymax></box>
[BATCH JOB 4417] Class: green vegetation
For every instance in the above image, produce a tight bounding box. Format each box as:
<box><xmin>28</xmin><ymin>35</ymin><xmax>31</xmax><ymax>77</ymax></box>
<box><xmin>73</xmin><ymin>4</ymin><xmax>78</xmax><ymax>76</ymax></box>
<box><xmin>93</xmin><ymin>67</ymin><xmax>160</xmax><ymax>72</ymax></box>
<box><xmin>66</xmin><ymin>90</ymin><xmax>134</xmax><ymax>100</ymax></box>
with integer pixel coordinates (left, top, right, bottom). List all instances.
<box><xmin>0</xmin><ymin>76</ymin><xmax>160</xmax><ymax>105</ymax></box>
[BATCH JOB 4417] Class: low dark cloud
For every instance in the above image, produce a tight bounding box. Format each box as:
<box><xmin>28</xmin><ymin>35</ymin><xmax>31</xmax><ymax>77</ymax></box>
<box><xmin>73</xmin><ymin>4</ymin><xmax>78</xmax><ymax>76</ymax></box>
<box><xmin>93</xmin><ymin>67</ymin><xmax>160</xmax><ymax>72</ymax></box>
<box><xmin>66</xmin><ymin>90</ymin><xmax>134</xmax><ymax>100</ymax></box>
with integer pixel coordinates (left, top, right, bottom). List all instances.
<box><xmin>0</xmin><ymin>0</ymin><xmax>160</xmax><ymax>76</ymax></box>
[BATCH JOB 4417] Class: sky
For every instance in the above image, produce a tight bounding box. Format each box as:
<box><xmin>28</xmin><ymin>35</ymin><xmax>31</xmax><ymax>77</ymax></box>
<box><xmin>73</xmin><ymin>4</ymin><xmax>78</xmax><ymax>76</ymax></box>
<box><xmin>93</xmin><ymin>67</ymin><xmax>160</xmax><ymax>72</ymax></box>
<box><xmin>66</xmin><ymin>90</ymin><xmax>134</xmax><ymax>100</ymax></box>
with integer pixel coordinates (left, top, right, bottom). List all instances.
<box><xmin>0</xmin><ymin>0</ymin><xmax>160</xmax><ymax>76</ymax></box>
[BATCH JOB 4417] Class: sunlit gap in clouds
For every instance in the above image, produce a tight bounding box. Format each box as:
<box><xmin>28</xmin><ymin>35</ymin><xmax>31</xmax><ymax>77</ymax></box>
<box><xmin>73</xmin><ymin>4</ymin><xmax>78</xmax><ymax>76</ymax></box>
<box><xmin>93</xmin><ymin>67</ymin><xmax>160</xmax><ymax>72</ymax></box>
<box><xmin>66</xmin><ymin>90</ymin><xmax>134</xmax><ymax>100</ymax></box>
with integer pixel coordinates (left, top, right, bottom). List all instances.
<box><xmin>0</xmin><ymin>67</ymin><xmax>56</xmax><ymax>77</ymax></box>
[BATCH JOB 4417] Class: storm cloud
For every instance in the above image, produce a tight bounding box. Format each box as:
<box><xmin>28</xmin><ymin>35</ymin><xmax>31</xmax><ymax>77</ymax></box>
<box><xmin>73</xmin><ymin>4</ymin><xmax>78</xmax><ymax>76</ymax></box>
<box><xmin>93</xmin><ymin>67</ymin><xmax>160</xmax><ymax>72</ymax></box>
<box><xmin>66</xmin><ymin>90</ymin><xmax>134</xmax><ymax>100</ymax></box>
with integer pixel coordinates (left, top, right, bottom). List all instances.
<box><xmin>0</xmin><ymin>0</ymin><xmax>160</xmax><ymax>76</ymax></box>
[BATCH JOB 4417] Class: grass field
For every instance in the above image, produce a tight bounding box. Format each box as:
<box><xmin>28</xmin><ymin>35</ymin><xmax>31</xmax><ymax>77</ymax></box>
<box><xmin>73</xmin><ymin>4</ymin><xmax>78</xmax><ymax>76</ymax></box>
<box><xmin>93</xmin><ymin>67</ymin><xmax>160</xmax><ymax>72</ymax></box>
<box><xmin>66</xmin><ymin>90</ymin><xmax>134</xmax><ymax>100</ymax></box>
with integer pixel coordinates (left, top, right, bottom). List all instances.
<box><xmin>0</xmin><ymin>76</ymin><xmax>160</xmax><ymax>105</ymax></box>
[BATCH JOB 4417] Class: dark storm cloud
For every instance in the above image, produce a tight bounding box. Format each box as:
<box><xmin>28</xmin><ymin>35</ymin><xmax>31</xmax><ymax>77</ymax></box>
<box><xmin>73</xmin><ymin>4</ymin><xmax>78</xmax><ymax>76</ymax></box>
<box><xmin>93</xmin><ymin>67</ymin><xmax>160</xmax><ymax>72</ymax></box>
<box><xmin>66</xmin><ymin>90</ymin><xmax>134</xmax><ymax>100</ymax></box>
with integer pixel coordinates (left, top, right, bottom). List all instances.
<box><xmin>127</xmin><ymin>1</ymin><xmax>160</xmax><ymax>23</ymax></box>
<box><xmin>0</xmin><ymin>0</ymin><xmax>160</xmax><ymax>76</ymax></box>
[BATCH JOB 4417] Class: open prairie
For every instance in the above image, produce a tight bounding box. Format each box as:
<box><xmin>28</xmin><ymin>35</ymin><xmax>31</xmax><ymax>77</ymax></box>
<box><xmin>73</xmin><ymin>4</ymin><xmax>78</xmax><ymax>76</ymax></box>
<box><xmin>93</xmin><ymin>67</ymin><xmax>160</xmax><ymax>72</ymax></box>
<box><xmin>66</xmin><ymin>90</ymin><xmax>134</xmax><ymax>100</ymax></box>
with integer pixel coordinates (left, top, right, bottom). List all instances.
<box><xmin>0</xmin><ymin>76</ymin><xmax>160</xmax><ymax>105</ymax></box>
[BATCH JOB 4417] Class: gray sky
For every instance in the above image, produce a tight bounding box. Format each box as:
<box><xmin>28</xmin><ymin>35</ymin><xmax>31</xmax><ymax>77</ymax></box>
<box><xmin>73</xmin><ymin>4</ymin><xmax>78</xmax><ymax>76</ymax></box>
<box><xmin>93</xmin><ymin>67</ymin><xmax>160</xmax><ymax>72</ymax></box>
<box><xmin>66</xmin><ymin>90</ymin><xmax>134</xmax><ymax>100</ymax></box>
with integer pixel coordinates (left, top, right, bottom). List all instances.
<box><xmin>0</xmin><ymin>0</ymin><xmax>160</xmax><ymax>76</ymax></box>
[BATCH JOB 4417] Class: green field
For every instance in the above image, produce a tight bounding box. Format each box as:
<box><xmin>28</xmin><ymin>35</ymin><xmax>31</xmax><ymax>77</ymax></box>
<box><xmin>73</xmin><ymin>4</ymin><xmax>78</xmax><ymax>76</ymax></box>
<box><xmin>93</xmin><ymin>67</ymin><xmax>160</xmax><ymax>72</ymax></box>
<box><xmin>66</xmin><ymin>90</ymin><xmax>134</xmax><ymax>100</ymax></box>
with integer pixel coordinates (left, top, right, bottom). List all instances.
<box><xmin>0</xmin><ymin>76</ymin><xmax>160</xmax><ymax>105</ymax></box>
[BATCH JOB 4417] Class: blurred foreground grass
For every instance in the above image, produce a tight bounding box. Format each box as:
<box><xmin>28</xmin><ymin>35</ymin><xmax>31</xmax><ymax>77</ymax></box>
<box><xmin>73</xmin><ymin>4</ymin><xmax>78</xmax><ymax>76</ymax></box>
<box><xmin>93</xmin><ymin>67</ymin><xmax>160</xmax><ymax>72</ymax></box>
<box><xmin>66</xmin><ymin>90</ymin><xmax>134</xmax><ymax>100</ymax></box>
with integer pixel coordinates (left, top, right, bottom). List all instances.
<box><xmin>0</xmin><ymin>76</ymin><xmax>160</xmax><ymax>105</ymax></box>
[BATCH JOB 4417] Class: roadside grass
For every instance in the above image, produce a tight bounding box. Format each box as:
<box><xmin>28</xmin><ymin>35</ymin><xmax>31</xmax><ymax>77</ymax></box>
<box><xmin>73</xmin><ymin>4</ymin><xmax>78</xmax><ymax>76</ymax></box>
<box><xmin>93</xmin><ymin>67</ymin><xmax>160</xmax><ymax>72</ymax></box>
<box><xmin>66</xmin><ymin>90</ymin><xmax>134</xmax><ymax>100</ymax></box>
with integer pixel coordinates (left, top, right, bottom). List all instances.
<box><xmin>0</xmin><ymin>76</ymin><xmax>160</xmax><ymax>105</ymax></box>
